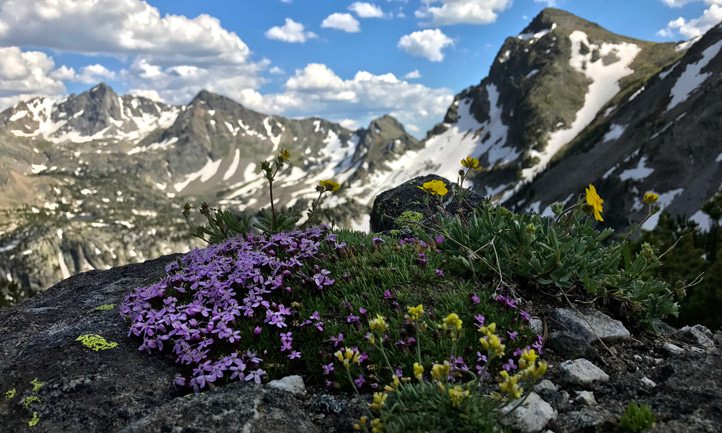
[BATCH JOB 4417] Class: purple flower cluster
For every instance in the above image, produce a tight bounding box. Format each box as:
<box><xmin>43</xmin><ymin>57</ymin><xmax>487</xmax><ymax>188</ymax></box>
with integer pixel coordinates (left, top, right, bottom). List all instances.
<box><xmin>120</xmin><ymin>226</ymin><xmax>338</xmax><ymax>392</ymax></box>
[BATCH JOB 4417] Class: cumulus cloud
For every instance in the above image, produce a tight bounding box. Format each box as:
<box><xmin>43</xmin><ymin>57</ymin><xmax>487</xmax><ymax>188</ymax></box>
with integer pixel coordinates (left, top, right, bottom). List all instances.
<box><xmin>0</xmin><ymin>0</ymin><xmax>251</xmax><ymax>66</ymax></box>
<box><xmin>658</xmin><ymin>1</ymin><xmax>722</xmax><ymax>38</ymax></box>
<box><xmin>398</xmin><ymin>29</ymin><xmax>453</xmax><ymax>62</ymax></box>
<box><xmin>50</xmin><ymin>64</ymin><xmax>117</xmax><ymax>84</ymax></box>
<box><xmin>269</xmin><ymin>66</ymin><xmax>285</xmax><ymax>75</ymax></box>
<box><xmin>129</xmin><ymin>89</ymin><xmax>165</xmax><ymax>103</ymax></box>
<box><xmin>321</xmin><ymin>13</ymin><xmax>361</xmax><ymax>32</ymax></box>
<box><xmin>0</xmin><ymin>47</ymin><xmax>66</xmax><ymax>109</ymax></box>
<box><xmin>415</xmin><ymin>0</ymin><xmax>512</xmax><ymax>26</ymax></box>
<box><xmin>265</xmin><ymin>18</ymin><xmax>318</xmax><ymax>43</ymax></box>
<box><xmin>349</xmin><ymin>2</ymin><xmax>386</xmax><ymax>18</ymax></box>
<box><xmin>339</xmin><ymin>119</ymin><xmax>360</xmax><ymax>130</ymax></box>
<box><xmin>237</xmin><ymin>63</ymin><xmax>453</xmax><ymax>135</ymax></box>
<box><xmin>403</xmin><ymin>69</ymin><xmax>421</xmax><ymax>79</ymax></box>
<box><xmin>534</xmin><ymin>0</ymin><xmax>558</xmax><ymax>6</ymax></box>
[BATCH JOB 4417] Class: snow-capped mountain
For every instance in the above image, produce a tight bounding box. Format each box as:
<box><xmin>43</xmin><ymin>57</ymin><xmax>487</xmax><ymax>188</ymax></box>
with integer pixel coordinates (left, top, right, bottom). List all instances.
<box><xmin>2</xmin><ymin>8</ymin><xmax>721</xmax><ymax>305</ymax></box>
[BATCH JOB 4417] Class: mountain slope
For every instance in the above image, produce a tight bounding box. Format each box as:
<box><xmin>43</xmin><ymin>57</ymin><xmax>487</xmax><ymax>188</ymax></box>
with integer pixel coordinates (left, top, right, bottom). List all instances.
<box><xmin>508</xmin><ymin>21</ymin><xmax>722</xmax><ymax>230</ymax></box>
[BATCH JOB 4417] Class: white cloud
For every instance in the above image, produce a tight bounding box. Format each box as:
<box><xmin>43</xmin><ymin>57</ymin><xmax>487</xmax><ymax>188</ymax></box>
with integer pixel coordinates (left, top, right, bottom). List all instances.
<box><xmin>349</xmin><ymin>2</ymin><xmax>385</xmax><ymax>18</ymax></box>
<box><xmin>659</xmin><ymin>1</ymin><xmax>722</xmax><ymax>38</ymax></box>
<box><xmin>398</xmin><ymin>29</ymin><xmax>453</xmax><ymax>62</ymax></box>
<box><xmin>51</xmin><ymin>64</ymin><xmax>117</xmax><ymax>84</ymax></box>
<box><xmin>0</xmin><ymin>0</ymin><xmax>251</xmax><ymax>66</ymax></box>
<box><xmin>238</xmin><ymin>63</ymin><xmax>453</xmax><ymax>136</ymax></box>
<box><xmin>129</xmin><ymin>89</ymin><xmax>165</xmax><ymax>103</ymax></box>
<box><xmin>415</xmin><ymin>0</ymin><xmax>512</xmax><ymax>26</ymax></box>
<box><xmin>661</xmin><ymin>0</ymin><xmax>697</xmax><ymax>7</ymax></box>
<box><xmin>321</xmin><ymin>13</ymin><xmax>361</xmax><ymax>32</ymax></box>
<box><xmin>0</xmin><ymin>47</ymin><xmax>66</xmax><ymax>109</ymax></box>
<box><xmin>265</xmin><ymin>18</ymin><xmax>317</xmax><ymax>43</ymax></box>
<box><xmin>403</xmin><ymin>69</ymin><xmax>421</xmax><ymax>79</ymax></box>
<box><xmin>339</xmin><ymin>119</ymin><xmax>360</xmax><ymax>130</ymax></box>
<box><xmin>534</xmin><ymin>0</ymin><xmax>558</xmax><ymax>6</ymax></box>
<box><xmin>269</xmin><ymin>66</ymin><xmax>285</xmax><ymax>75</ymax></box>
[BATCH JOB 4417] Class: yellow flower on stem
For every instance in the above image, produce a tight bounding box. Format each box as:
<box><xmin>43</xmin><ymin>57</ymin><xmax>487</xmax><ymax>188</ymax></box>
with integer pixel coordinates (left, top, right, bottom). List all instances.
<box><xmin>499</xmin><ymin>370</ymin><xmax>524</xmax><ymax>399</ymax></box>
<box><xmin>320</xmin><ymin>179</ymin><xmax>340</xmax><ymax>192</ymax></box>
<box><xmin>519</xmin><ymin>349</ymin><xmax>538</xmax><ymax>369</ymax></box>
<box><xmin>461</xmin><ymin>156</ymin><xmax>483</xmax><ymax>171</ymax></box>
<box><xmin>405</xmin><ymin>304</ymin><xmax>424</xmax><ymax>323</ymax></box>
<box><xmin>413</xmin><ymin>362</ymin><xmax>424</xmax><ymax>382</ymax></box>
<box><xmin>370</xmin><ymin>392</ymin><xmax>388</xmax><ymax>409</ymax></box>
<box><xmin>448</xmin><ymin>385</ymin><xmax>470</xmax><ymax>407</ymax></box>
<box><xmin>417</xmin><ymin>180</ymin><xmax>448</xmax><ymax>196</ymax></box>
<box><xmin>585</xmin><ymin>184</ymin><xmax>604</xmax><ymax>222</ymax></box>
<box><xmin>280</xmin><ymin>148</ymin><xmax>291</xmax><ymax>160</ymax></box>
<box><xmin>431</xmin><ymin>361</ymin><xmax>451</xmax><ymax>381</ymax></box>
<box><xmin>643</xmin><ymin>193</ymin><xmax>658</xmax><ymax>204</ymax></box>
<box><xmin>369</xmin><ymin>314</ymin><xmax>388</xmax><ymax>334</ymax></box>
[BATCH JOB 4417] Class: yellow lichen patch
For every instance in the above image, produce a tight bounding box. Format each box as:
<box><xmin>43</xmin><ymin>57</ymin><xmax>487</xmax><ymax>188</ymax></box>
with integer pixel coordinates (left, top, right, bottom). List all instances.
<box><xmin>22</xmin><ymin>395</ymin><xmax>40</xmax><ymax>409</ymax></box>
<box><xmin>5</xmin><ymin>388</ymin><xmax>16</xmax><ymax>399</ymax></box>
<box><xmin>93</xmin><ymin>304</ymin><xmax>116</xmax><ymax>311</ymax></box>
<box><xmin>76</xmin><ymin>334</ymin><xmax>118</xmax><ymax>351</ymax></box>
<box><xmin>30</xmin><ymin>378</ymin><xmax>45</xmax><ymax>392</ymax></box>
<box><xmin>28</xmin><ymin>411</ymin><xmax>39</xmax><ymax>427</ymax></box>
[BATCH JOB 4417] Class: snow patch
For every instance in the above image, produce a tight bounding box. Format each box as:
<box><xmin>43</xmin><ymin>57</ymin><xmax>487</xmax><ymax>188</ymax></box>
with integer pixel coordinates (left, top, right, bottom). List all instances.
<box><xmin>31</xmin><ymin>164</ymin><xmax>47</xmax><ymax>174</ymax></box>
<box><xmin>173</xmin><ymin>157</ymin><xmax>223</xmax><ymax>192</ymax></box>
<box><xmin>9</xmin><ymin>110</ymin><xmax>27</xmax><ymax>121</ymax></box>
<box><xmin>522</xmin><ymin>31</ymin><xmax>641</xmax><ymax>182</ymax></box>
<box><xmin>603</xmin><ymin>124</ymin><xmax>626</xmax><ymax>142</ymax></box>
<box><xmin>223</xmin><ymin>149</ymin><xmax>241</xmax><ymax>181</ymax></box>
<box><xmin>619</xmin><ymin>156</ymin><xmax>654</xmax><ymax>181</ymax></box>
<box><xmin>517</xmin><ymin>23</ymin><xmax>556</xmax><ymax>42</ymax></box>
<box><xmin>667</xmin><ymin>40</ymin><xmax>722</xmax><ymax>111</ymax></box>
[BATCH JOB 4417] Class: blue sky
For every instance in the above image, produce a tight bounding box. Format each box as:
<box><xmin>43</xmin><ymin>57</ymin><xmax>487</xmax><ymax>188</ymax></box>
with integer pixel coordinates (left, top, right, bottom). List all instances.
<box><xmin>0</xmin><ymin>0</ymin><xmax>720</xmax><ymax>136</ymax></box>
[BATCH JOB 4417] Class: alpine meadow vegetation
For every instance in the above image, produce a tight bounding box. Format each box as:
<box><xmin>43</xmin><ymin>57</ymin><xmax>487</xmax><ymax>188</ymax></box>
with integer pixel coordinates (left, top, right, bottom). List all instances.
<box><xmin>118</xmin><ymin>149</ymin><xmax>684</xmax><ymax>431</ymax></box>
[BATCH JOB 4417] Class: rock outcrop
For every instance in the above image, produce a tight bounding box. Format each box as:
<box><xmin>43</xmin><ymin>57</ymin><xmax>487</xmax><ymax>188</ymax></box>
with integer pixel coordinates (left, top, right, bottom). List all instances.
<box><xmin>2</xmin><ymin>184</ymin><xmax>722</xmax><ymax>432</ymax></box>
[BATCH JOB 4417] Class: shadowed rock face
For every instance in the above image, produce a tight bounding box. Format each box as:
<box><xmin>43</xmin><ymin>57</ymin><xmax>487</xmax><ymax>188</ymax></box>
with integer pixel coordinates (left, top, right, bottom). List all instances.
<box><xmin>370</xmin><ymin>174</ymin><xmax>487</xmax><ymax>234</ymax></box>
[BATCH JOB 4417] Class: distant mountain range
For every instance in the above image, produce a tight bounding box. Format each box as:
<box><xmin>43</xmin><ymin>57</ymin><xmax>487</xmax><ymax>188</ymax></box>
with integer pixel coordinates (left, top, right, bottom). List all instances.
<box><xmin>1</xmin><ymin>8</ymin><xmax>721</xmax><ymax>305</ymax></box>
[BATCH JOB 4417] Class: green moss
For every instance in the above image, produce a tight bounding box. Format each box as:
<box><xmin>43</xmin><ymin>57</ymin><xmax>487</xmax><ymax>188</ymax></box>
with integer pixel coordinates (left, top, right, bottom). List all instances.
<box><xmin>76</xmin><ymin>334</ymin><xmax>118</xmax><ymax>351</ymax></box>
<box><xmin>389</xmin><ymin>229</ymin><xmax>401</xmax><ymax>236</ymax></box>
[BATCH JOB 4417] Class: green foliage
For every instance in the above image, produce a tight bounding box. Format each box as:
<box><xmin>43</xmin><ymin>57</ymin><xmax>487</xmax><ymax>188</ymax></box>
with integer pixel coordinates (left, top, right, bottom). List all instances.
<box><xmin>631</xmin><ymin>204</ymin><xmax>722</xmax><ymax>331</ymax></box>
<box><xmin>436</xmin><ymin>198</ymin><xmax>678</xmax><ymax>329</ymax></box>
<box><xmin>254</xmin><ymin>207</ymin><xmax>301</xmax><ymax>234</ymax></box>
<box><xmin>183</xmin><ymin>202</ymin><xmax>250</xmax><ymax>244</ymax></box>
<box><xmin>618</xmin><ymin>400</ymin><xmax>655</xmax><ymax>432</ymax></box>
<box><xmin>369</xmin><ymin>381</ymin><xmax>503</xmax><ymax>433</ymax></box>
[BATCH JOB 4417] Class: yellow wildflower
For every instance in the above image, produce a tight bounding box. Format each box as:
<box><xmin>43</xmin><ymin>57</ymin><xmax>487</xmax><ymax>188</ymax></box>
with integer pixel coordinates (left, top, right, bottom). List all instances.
<box><xmin>405</xmin><ymin>304</ymin><xmax>424</xmax><ymax>323</ymax></box>
<box><xmin>370</xmin><ymin>392</ymin><xmax>387</xmax><ymax>409</ymax></box>
<box><xmin>442</xmin><ymin>313</ymin><xmax>462</xmax><ymax>331</ymax></box>
<box><xmin>320</xmin><ymin>179</ymin><xmax>340</xmax><ymax>192</ymax></box>
<box><xmin>431</xmin><ymin>361</ymin><xmax>451</xmax><ymax>382</ymax></box>
<box><xmin>369</xmin><ymin>314</ymin><xmax>388</xmax><ymax>334</ymax></box>
<box><xmin>413</xmin><ymin>362</ymin><xmax>424</xmax><ymax>382</ymax></box>
<box><xmin>354</xmin><ymin>416</ymin><xmax>368</xmax><ymax>431</ymax></box>
<box><xmin>643</xmin><ymin>192</ymin><xmax>658</xmax><ymax>204</ymax></box>
<box><xmin>448</xmin><ymin>385</ymin><xmax>470</xmax><ymax>407</ymax></box>
<box><xmin>519</xmin><ymin>349</ymin><xmax>538</xmax><ymax>369</ymax></box>
<box><xmin>585</xmin><ymin>184</ymin><xmax>604</xmax><ymax>222</ymax></box>
<box><xmin>479</xmin><ymin>334</ymin><xmax>505</xmax><ymax>358</ymax></box>
<box><xmin>417</xmin><ymin>179</ymin><xmax>448</xmax><ymax>196</ymax></box>
<box><xmin>280</xmin><ymin>148</ymin><xmax>291</xmax><ymax>160</ymax></box>
<box><xmin>479</xmin><ymin>323</ymin><xmax>496</xmax><ymax>337</ymax></box>
<box><xmin>461</xmin><ymin>156</ymin><xmax>483</xmax><ymax>171</ymax></box>
<box><xmin>371</xmin><ymin>417</ymin><xmax>385</xmax><ymax>433</ymax></box>
<box><xmin>499</xmin><ymin>371</ymin><xmax>523</xmax><ymax>400</ymax></box>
